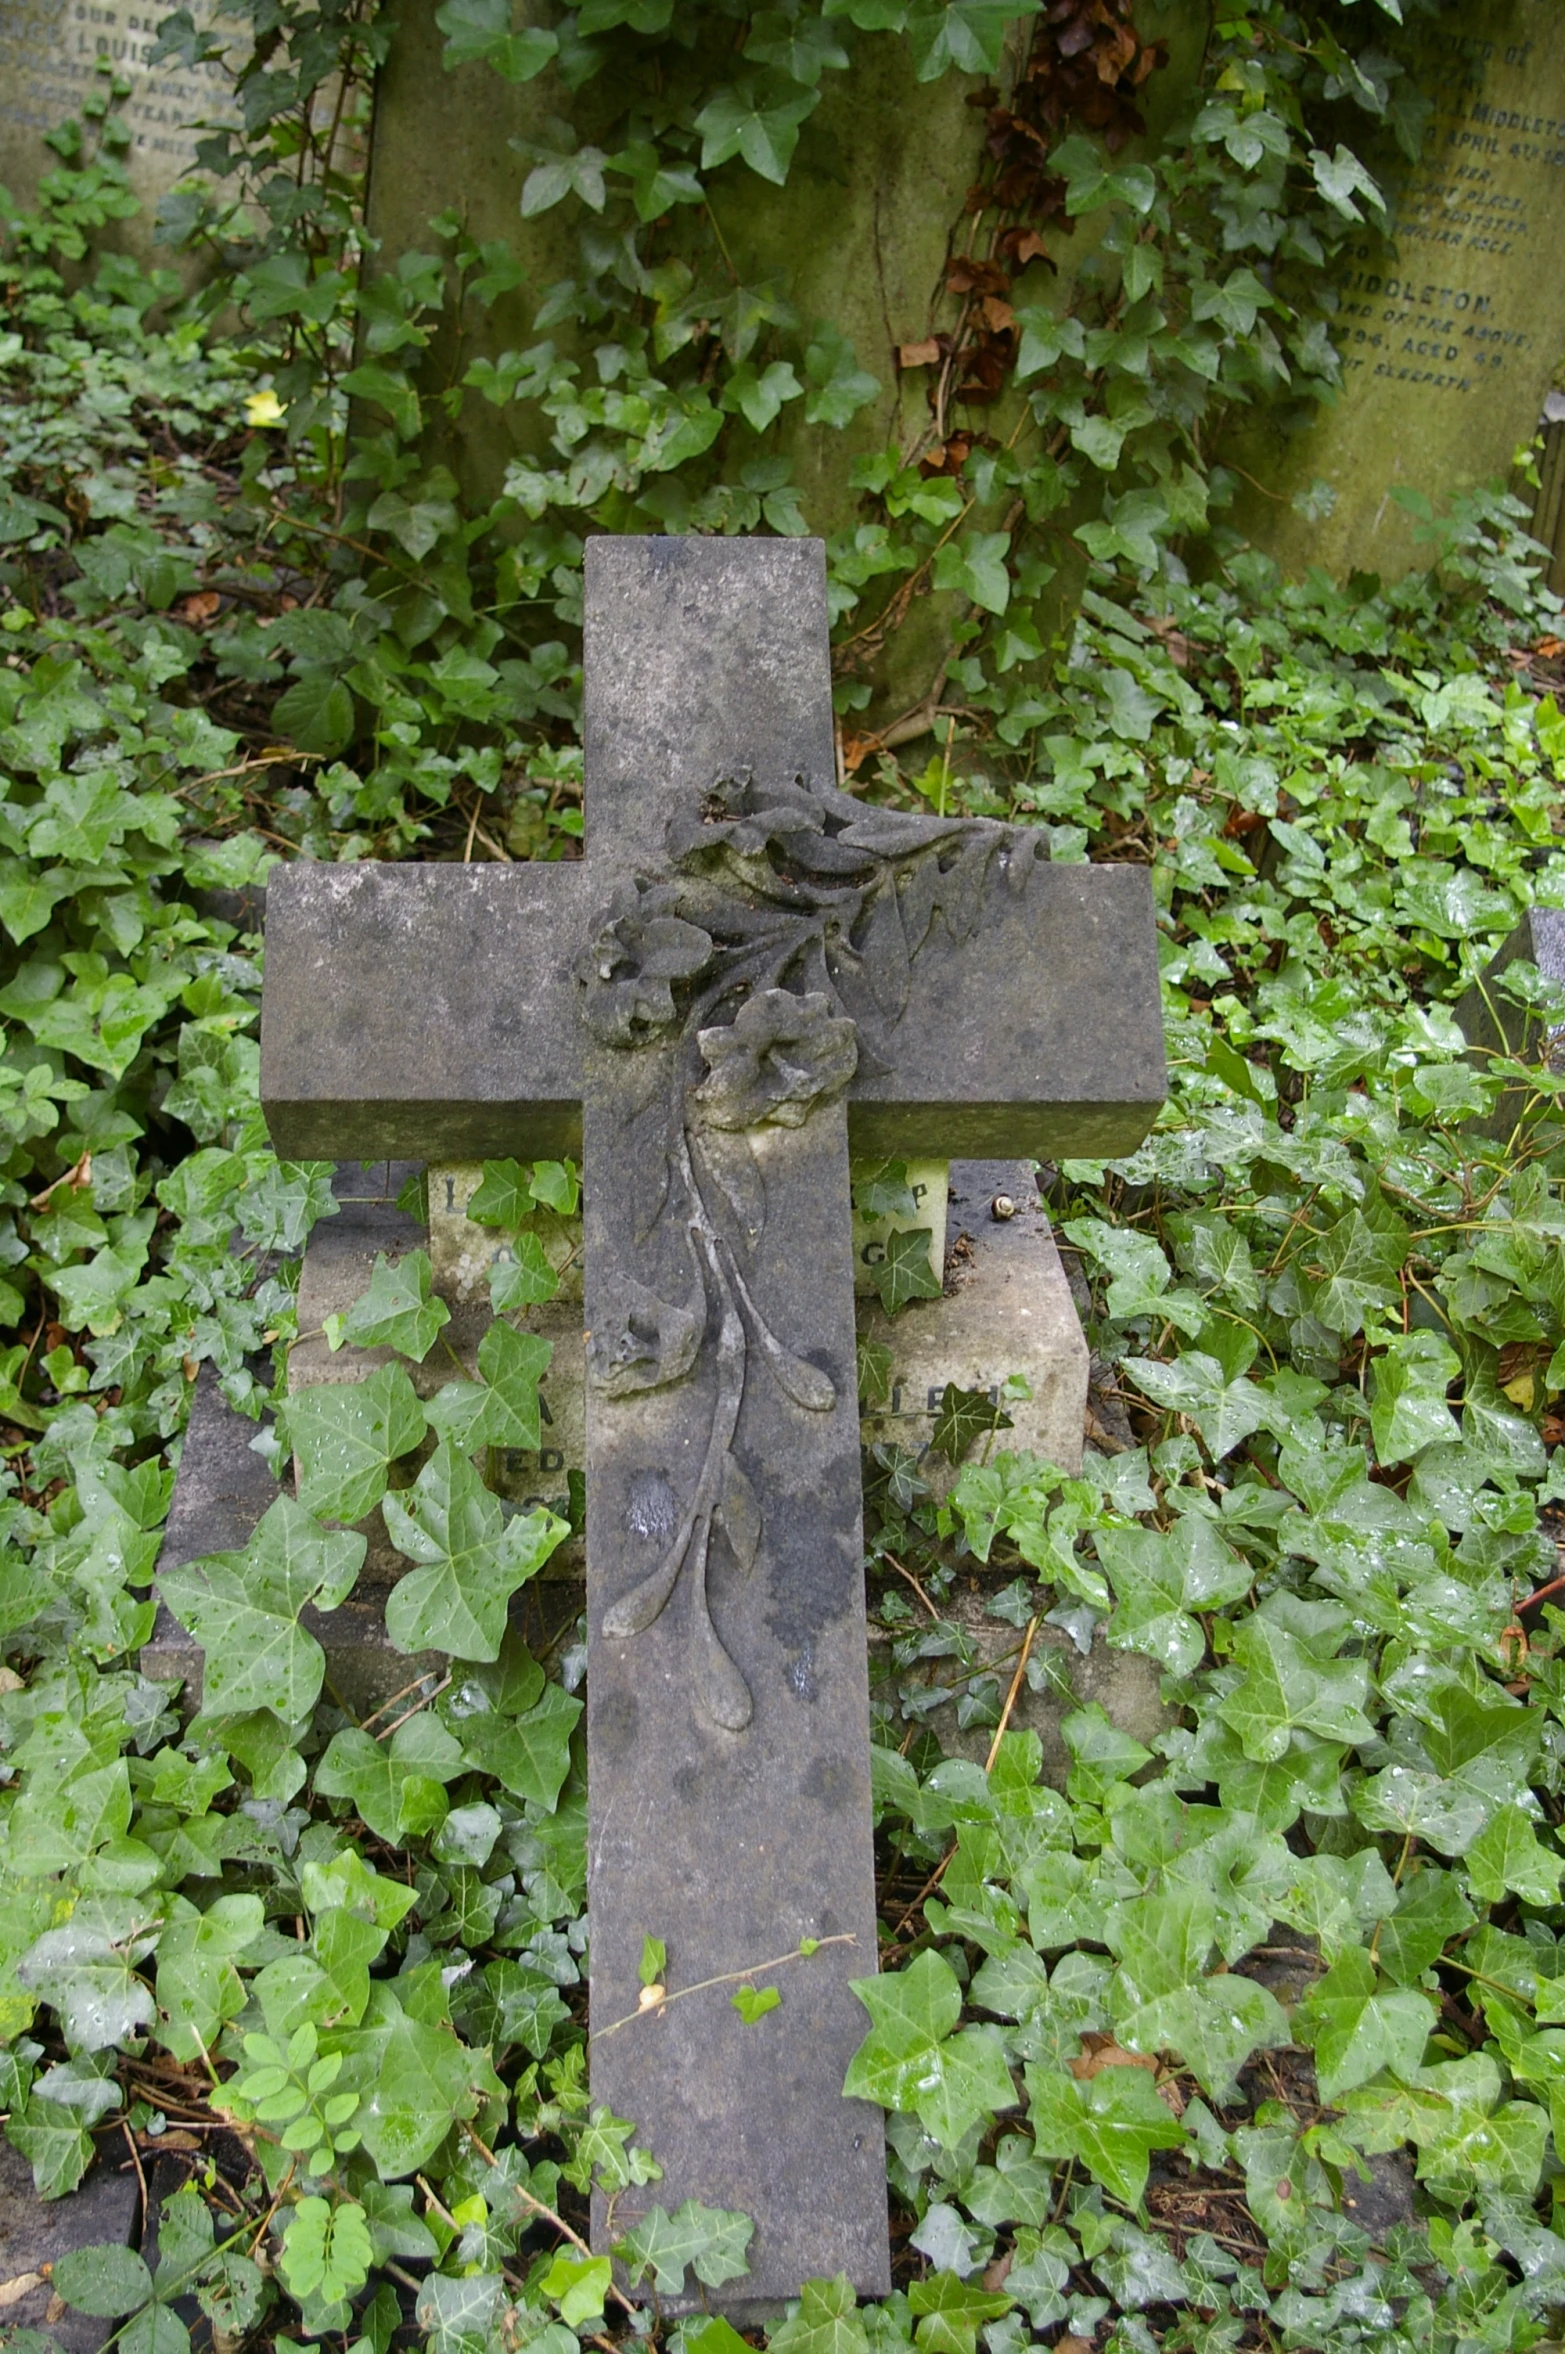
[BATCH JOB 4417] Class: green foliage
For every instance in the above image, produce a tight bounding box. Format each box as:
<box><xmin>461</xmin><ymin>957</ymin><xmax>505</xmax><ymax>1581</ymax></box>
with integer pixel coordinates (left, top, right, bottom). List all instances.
<box><xmin>10</xmin><ymin>11</ymin><xmax>1565</xmax><ymax>2354</ymax></box>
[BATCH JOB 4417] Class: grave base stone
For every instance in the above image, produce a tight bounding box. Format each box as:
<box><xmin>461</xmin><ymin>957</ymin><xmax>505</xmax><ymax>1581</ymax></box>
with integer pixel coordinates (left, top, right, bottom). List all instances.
<box><xmin>859</xmin><ymin>1160</ymin><xmax>1088</xmax><ymax>1480</ymax></box>
<box><xmin>0</xmin><ymin>2136</ymin><xmax>140</xmax><ymax>2354</ymax></box>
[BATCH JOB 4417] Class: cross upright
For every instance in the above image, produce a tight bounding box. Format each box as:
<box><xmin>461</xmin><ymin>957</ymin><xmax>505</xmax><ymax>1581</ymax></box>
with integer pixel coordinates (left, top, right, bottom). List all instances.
<box><xmin>260</xmin><ymin>537</ymin><xmax>1165</xmax><ymax>2307</ymax></box>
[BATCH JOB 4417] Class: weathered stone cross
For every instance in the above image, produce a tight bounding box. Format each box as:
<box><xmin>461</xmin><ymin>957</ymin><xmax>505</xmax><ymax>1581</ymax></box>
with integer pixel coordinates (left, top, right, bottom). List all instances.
<box><xmin>260</xmin><ymin>538</ymin><xmax>1164</xmax><ymax>2306</ymax></box>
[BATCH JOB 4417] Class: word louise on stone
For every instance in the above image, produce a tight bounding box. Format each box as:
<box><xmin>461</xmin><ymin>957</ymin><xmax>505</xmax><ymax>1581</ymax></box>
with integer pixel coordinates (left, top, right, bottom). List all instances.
<box><xmin>258</xmin><ymin>535</ymin><xmax>1165</xmax><ymax>2306</ymax></box>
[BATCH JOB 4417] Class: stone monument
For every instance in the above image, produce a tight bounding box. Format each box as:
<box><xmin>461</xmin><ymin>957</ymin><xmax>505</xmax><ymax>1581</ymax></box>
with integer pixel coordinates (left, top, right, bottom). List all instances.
<box><xmin>0</xmin><ymin>2</ymin><xmax>239</xmax><ymax>252</ymax></box>
<box><xmin>257</xmin><ymin>534</ymin><xmax>1165</xmax><ymax>2302</ymax></box>
<box><xmin>1231</xmin><ymin>0</ymin><xmax>1565</xmax><ymax>580</ymax></box>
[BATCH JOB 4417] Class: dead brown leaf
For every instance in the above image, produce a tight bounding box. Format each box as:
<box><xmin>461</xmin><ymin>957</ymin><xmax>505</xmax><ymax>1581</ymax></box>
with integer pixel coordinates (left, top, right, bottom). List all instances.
<box><xmin>1070</xmin><ymin>2032</ymin><xmax>1158</xmax><ymax>2079</ymax></box>
<box><xmin>898</xmin><ymin>338</ymin><xmax>941</xmax><ymax>369</ymax></box>
<box><xmin>0</xmin><ymin>2274</ymin><xmax>43</xmax><ymax>2309</ymax></box>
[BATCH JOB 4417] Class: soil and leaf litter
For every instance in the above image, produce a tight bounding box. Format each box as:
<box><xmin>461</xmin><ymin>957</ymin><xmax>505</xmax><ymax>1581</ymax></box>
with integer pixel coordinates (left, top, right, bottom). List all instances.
<box><xmin>7</xmin><ymin>0</ymin><xmax>1565</xmax><ymax>2348</ymax></box>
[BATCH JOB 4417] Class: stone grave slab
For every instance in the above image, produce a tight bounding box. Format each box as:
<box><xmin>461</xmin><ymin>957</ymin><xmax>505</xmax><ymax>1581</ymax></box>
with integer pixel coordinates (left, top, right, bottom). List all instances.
<box><xmin>1229</xmin><ymin>2</ymin><xmax>1565</xmax><ymax>580</ymax></box>
<box><xmin>872</xmin><ymin>1591</ymin><xmax>1173</xmax><ymax>1785</ymax></box>
<box><xmin>0</xmin><ymin>2</ymin><xmax>240</xmax><ymax>261</ymax></box>
<box><xmin>257</xmin><ymin>533</ymin><xmax>1165</xmax><ymax>2303</ymax></box>
<box><xmin>0</xmin><ymin>2134</ymin><xmax>140</xmax><ymax>2354</ymax></box>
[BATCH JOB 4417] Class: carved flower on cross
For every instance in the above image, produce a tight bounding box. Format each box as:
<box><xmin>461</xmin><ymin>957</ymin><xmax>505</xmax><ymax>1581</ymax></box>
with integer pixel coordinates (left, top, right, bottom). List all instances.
<box><xmin>576</xmin><ymin>883</ymin><xmax>714</xmax><ymax>1047</ymax></box>
<box><xmin>694</xmin><ymin>988</ymin><xmax>858</xmax><ymax>1130</ymax></box>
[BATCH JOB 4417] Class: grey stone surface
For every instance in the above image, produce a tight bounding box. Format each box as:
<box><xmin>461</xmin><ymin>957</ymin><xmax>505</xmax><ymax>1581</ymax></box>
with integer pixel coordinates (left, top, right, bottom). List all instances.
<box><xmin>859</xmin><ymin>1161</ymin><xmax>1088</xmax><ymax>1482</ymax></box>
<box><xmin>257</xmin><ymin>534</ymin><xmax>1166</xmax><ymax>2304</ymax></box>
<box><xmin>0</xmin><ymin>2136</ymin><xmax>139</xmax><ymax>2354</ymax></box>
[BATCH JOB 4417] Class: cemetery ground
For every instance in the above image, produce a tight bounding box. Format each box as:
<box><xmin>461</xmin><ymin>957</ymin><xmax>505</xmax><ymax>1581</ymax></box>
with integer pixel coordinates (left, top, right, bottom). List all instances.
<box><xmin>18</xmin><ymin>98</ymin><xmax>1565</xmax><ymax>2354</ymax></box>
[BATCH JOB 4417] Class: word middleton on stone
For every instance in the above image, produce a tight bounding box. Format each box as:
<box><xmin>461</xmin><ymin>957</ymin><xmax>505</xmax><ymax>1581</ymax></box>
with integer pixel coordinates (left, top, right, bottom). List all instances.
<box><xmin>260</xmin><ymin>538</ymin><xmax>1165</xmax><ymax>2304</ymax></box>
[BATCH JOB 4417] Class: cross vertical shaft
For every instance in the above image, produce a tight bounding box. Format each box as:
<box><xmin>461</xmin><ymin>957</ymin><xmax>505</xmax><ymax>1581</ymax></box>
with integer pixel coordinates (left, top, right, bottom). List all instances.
<box><xmin>580</xmin><ymin>540</ymin><xmax>888</xmax><ymax>2302</ymax></box>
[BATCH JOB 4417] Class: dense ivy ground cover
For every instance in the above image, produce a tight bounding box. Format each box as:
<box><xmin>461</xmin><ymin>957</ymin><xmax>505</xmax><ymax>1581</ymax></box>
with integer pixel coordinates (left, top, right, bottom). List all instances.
<box><xmin>8</xmin><ymin>8</ymin><xmax>1565</xmax><ymax>2352</ymax></box>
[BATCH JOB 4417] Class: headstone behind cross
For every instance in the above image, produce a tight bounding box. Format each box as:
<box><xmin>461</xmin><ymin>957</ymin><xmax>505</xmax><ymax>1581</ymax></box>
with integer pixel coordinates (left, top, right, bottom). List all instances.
<box><xmin>259</xmin><ymin>536</ymin><xmax>1165</xmax><ymax>2302</ymax></box>
<box><xmin>1230</xmin><ymin>1</ymin><xmax>1565</xmax><ymax>581</ymax></box>
<box><xmin>0</xmin><ymin>1</ymin><xmax>239</xmax><ymax>259</ymax></box>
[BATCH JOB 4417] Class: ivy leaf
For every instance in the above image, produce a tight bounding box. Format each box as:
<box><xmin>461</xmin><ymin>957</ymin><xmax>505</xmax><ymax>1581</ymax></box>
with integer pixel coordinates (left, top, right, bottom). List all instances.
<box><xmin>489</xmin><ymin>1231</ymin><xmax>562</xmax><ymax>1310</ymax></box>
<box><xmin>289</xmin><ymin>1363</ymin><xmax>426</xmax><ymax>1525</ymax></box>
<box><xmin>1309</xmin><ymin>142</ymin><xmax>1386</xmax><ymax>222</ymax></box>
<box><xmin>803</xmin><ymin>321</ymin><xmax>881</xmax><ymax>427</ymax></box>
<box><xmin>1024</xmin><ymin>2063</ymin><xmax>1184</xmax><ymax>2208</ymax></box>
<box><xmin>610</xmin><ymin>140</ymin><xmax>704</xmax><ymax>222</ymax></box>
<box><xmin>158</xmin><ymin>1495</ymin><xmax>365</xmax><ymax>1723</ymax></box>
<box><xmin>341</xmin><ymin>1249</ymin><xmax>450</xmax><ymax>1362</ymax></box>
<box><xmin>521</xmin><ymin>147</ymin><xmax>609</xmax><ymax>217</ymax></box>
<box><xmin>435</xmin><ymin>0</ymin><xmax>557</xmax><ymax>78</ymax></box>
<box><xmin>7</xmin><ymin>2096</ymin><xmax>96</xmax><ymax>2197</ymax></box>
<box><xmin>529</xmin><ymin>1160</ymin><xmax>579</xmax><ymax>1215</ymax></box>
<box><xmin>1216</xmin><ymin>1603</ymin><xmax>1374</xmax><ymax>1763</ymax></box>
<box><xmin>450</xmin><ymin>1676</ymin><xmax>581</xmax><ymax>1808</ymax></box>
<box><xmin>930</xmin><ymin>1383</ymin><xmax>1012</xmax><ymax>1469</ymax></box>
<box><xmin>614</xmin><ymin>2200</ymin><xmax>754</xmax><ymax>2294</ymax></box>
<box><xmin>471</xmin><ymin>1321</ymin><xmax>553</xmax><ymax>1451</ymax></box>
<box><xmin>1369</xmin><ymin>1330</ymin><xmax>1460</xmax><ymax>1464</ymax></box>
<box><xmin>854</xmin><ymin>1159</ymin><xmax>919</xmax><ymax>1219</ymax></box>
<box><xmin>1466</xmin><ymin>1805</ymin><xmax>1565</xmax><ymax>1907</ymax></box>
<box><xmin>869</xmin><ymin>1225</ymin><xmax>941</xmax><ymax>1314</ymax></box>
<box><xmin>932</xmin><ymin>531</ymin><xmax>1011</xmax><ymax>617</ymax></box>
<box><xmin>906</xmin><ymin>0</ymin><xmax>1036</xmax><ymax>79</ymax></box>
<box><xmin>1122</xmin><ymin>1352</ymin><xmax>1265</xmax><ymax>1459</ymax></box>
<box><xmin>1293</xmin><ymin>1945</ymin><xmax>1435</xmax><ymax>2101</ymax></box>
<box><xmin>768</xmin><ymin>2276</ymin><xmax>870</xmax><ymax>2354</ymax></box>
<box><xmin>721</xmin><ymin>359</ymin><xmax>804</xmax><ymax>431</ymax></box>
<box><xmin>383</xmin><ymin>1441</ymin><xmax>568</xmax><ymax>1661</ymax></box>
<box><xmin>844</xmin><ymin>1950</ymin><xmax>1018</xmax><ymax>2148</ymax></box>
<box><xmin>467</xmin><ymin>1159</ymin><xmax>533</xmax><ymax>1227</ymax></box>
<box><xmin>695</xmin><ymin>78</ymin><xmax>820</xmax><ymax>185</ymax></box>
<box><xmin>314</xmin><ymin>1725</ymin><xmax>458</xmax><ymax>1843</ymax></box>
<box><xmin>542</xmin><ymin>2251</ymin><xmax>611</xmax><ymax>2327</ymax></box>
<box><xmin>744</xmin><ymin>12</ymin><xmax>850</xmax><ymax>84</ymax></box>
<box><xmin>731</xmin><ymin>1983</ymin><xmax>781</xmax><ymax>2023</ymax></box>
<box><xmin>1097</xmin><ymin>1517</ymin><xmax>1253</xmax><ymax>1676</ymax></box>
<box><xmin>154</xmin><ymin>1893</ymin><xmax>266</xmax><ymax>2063</ymax></box>
<box><xmin>272</xmin><ymin>673</ymin><xmax>355</xmax><ymax>758</ymax></box>
<box><xmin>336</xmin><ymin>1986</ymin><xmax>485</xmax><ymax>2178</ymax></box>
<box><xmin>906</xmin><ymin>2272</ymin><xmax>1013</xmax><ymax>2354</ymax></box>
<box><xmin>857</xmin><ymin>1337</ymin><xmax>893</xmax><ymax>1406</ymax></box>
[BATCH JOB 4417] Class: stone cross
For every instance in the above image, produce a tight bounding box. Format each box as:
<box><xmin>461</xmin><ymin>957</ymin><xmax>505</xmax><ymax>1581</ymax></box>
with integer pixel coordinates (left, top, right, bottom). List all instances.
<box><xmin>260</xmin><ymin>537</ymin><xmax>1165</xmax><ymax>2305</ymax></box>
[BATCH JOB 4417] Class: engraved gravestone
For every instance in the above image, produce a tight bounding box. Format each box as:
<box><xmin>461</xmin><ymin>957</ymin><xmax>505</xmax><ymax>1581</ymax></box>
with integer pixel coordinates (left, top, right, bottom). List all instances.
<box><xmin>1230</xmin><ymin>0</ymin><xmax>1565</xmax><ymax>581</ymax></box>
<box><xmin>259</xmin><ymin>535</ymin><xmax>1165</xmax><ymax>2303</ymax></box>
<box><xmin>0</xmin><ymin>0</ymin><xmax>238</xmax><ymax>252</ymax></box>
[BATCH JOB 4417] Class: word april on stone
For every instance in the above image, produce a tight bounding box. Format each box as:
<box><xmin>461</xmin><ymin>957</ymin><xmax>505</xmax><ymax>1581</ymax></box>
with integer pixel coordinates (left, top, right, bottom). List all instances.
<box><xmin>258</xmin><ymin>535</ymin><xmax>1166</xmax><ymax>2307</ymax></box>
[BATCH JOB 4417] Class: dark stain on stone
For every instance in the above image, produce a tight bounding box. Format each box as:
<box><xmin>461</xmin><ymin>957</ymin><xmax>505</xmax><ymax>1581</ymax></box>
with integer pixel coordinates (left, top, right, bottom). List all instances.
<box><xmin>764</xmin><ymin>1430</ymin><xmax>860</xmax><ymax>1657</ymax></box>
<box><xmin>800</xmin><ymin>1754</ymin><xmax>857</xmax><ymax>1809</ymax></box>
<box><xmin>595</xmin><ymin>1686</ymin><xmax>639</xmax><ymax>1763</ymax></box>
<box><xmin>625</xmin><ymin>1468</ymin><xmax>677</xmax><ymax>1543</ymax></box>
